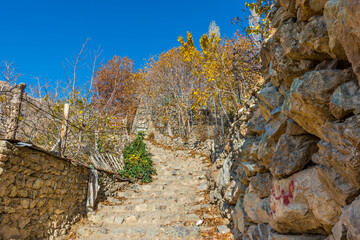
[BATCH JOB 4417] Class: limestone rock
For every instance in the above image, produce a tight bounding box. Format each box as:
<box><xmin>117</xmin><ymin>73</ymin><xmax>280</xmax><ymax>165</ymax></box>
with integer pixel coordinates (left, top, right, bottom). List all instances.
<box><xmin>330</xmin><ymin>80</ymin><xmax>360</xmax><ymax>119</ymax></box>
<box><xmin>282</xmin><ymin>69</ymin><xmax>350</xmax><ymax>138</ymax></box>
<box><xmin>299</xmin><ymin>16</ymin><xmax>332</xmax><ymax>56</ymax></box>
<box><xmin>249</xmin><ymin>172</ymin><xmax>273</xmax><ymax>198</ymax></box>
<box><xmin>331</xmin><ymin>196</ymin><xmax>360</xmax><ymax>240</ymax></box>
<box><xmin>269</xmin><ymin>167</ymin><xmax>341</xmax><ymax>234</ymax></box>
<box><xmin>324</xmin><ymin>0</ymin><xmax>360</xmax><ymax>82</ymax></box>
<box><xmin>244</xmin><ymin>189</ymin><xmax>271</xmax><ymax>224</ymax></box>
<box><xmin>270</xmin><ymin>134</ymin><xmax>318</xmax><ymax>179</ymax></box>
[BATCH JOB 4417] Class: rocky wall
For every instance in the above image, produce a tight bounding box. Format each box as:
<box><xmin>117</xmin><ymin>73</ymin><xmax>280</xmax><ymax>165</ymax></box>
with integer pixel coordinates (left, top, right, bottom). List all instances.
<box><xmin>209</xmin><ymin>0</ymin><xmax>360</xmax><ymax>239</ymax></box>
<box><xmin>0</xmin><ymin>140</ymin><xmax>89</xmax><ymax>240</ymax></box>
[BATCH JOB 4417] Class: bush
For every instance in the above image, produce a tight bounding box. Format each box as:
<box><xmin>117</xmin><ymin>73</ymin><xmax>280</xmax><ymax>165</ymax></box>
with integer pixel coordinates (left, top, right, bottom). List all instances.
<box><xmin>119</xmin><ymin>131</ymin><xmax>156</xmax><ymax>183</ymax></box>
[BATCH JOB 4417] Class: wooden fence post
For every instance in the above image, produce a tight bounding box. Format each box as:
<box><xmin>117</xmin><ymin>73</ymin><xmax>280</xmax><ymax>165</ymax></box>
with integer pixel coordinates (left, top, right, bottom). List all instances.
<box><xmin>5</xmin><ymin>83</ymin><xmax>26</xmax><ymax>140</ymax></box>
<box><xmin>59</xmin><ymin>103</ymin><xmax>70</xmax><ymax>156</ymax></box>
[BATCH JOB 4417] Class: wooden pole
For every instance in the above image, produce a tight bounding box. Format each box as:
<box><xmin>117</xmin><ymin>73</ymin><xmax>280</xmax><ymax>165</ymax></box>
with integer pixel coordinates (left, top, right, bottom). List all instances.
<box><xmin>59</xmin><ymin>103</ymin><xmax>70</xmax><ymax>156</ymax></box>
<box><xmin>5</xmin><ymin>83</ymin><xmax>26</xmax><ymax>140</ymax></box>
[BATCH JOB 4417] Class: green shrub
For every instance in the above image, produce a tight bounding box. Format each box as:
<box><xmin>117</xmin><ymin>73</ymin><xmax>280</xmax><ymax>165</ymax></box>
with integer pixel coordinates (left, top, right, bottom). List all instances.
<box><xmin>119</xmin><ymin>131</ymin><xmax>156</xmax><ymax>183</ymax></box>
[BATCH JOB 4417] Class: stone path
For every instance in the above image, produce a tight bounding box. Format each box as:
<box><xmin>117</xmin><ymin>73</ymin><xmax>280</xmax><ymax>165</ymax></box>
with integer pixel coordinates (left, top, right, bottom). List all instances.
<box><xmin>65</xmin><ymin>142</ymin><xmax>233</xmax><ymax>240</ymax></box>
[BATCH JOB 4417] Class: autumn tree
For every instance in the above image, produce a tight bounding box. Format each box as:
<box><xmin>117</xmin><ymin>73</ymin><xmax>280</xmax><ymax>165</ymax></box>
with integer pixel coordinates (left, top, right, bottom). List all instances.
<box><xmin>93</xmin><ymin>55</ymin><xmax>140</xmax><ymax>130</ymax></box>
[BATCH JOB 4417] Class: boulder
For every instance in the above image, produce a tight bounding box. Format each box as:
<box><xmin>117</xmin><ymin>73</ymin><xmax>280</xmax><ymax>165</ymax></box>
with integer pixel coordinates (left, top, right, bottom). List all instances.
<box><xmin>258</xmin><ymin>85</ymin><xmax>284</xmax><ymax>120</ymax></box>
<box><xmin>331</xmin><ymin>196</ymin><xmax>360</xmax><ymax>240</ymax></box>
<box><xmin>279</xmin><ymin>0</ymin><xmax>297</xmax><ymax>16</ymax></box>
<box><xmin>265</xmin><ymin>109</ymin><xmax>288</xmax><ymax>141</ymax></box>
<box><xmin>296</xmin><ymin>0</ymin><xmax>329</xmax><ymax>21</ymax></box>
<box><xmin>246</xmin><ymin>109</ymin><xmax>266</xmax><ymax>136</ymax></box>
<box><xmin>246</xmin><ymin>224</ymin><xmax>272</xmax><ymax>240</ymax></box>
<box><xmin>330</xmin><ymin>80</ymin><xmax>360</xmax><ymax>119</ymax></box>
<box><xmin>271</xmin><ymin>42</ymin><xmax>318</xmax><ymax>86</ymax></box>
<box><xmin>218</xmin><ymin>153</ymin><xmax>233</xmax><ymax>195</ymax></box>
<box><xmin>313</xmin><ymin>115</ymin><xmax>360</xmax><ymax>189</ymax></box>
<box><xmin>233</xmin><ymin>198</ymin><xmax>252</xmax><ymax>233</ymax></box>
<box><xmin>270</xmin><ymin>134</ymin><xmax>318</xmax><ymax>179</ymax></box>
<box><xmin>269</xmin><ymin>232</ymin><xmax>327</xmax><ymax>240</ymax></box>
<box><xmin>223</xmin><ymin>180</ymin><xmax>247</xmax><ymax>204</ymax></box>
<box><xmin>285</xmin><ymin>119</ymin><xmax>308</xmax><ymax>136</ymax></box>
<box><xmin>272</xmin><ymin>7</ymin><xmax>293</xmax><ymax>29</ymax></box>
<box><xmin>279</xmin><ymin>19</ymin><xmax>330</xmax><ymax>61</ymax></box>
<box><xmin>244</xmin><ymin>189</ymin><xmax>271</xmax><ymax>224</ymax></box>
<box><xmin>282</xmin><ymin>69</ymin><xmax>350</xmax><ymax>138</ymax></box>
<box><xmin>316</xmin><ymin>165</ymin><xmax>360</xmax><ymax>207</ymax></box>
<box><xmin>249</xmin><ymin>172</ymin><xmax>273</xmax><ymax>198</ymax></box>
<box><xmin>269</xmin><ymin>167</ymin><xmax>341</xmax><ymax>234</ymax></box>
<box><xmin>299</xmin><ymin>16</ymin><xmax>332</xmax><ymax>56</ymax></box>
<box><xmin>324</xmin><ymin>0</ymin><xmax>360</xmax><ymax>83</ymax></box>
<box><xmin>257</xmin><ymin>133</ymin><xmax>277</xmax><ymax>169</ymax></box>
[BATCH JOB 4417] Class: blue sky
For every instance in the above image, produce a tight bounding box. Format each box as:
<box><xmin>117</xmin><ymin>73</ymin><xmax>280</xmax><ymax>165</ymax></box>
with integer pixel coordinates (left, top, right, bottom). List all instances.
<box><xmin>0</xmin><ymin>0</ymin><xmax>249</xmax><ymax>87</ymax></box>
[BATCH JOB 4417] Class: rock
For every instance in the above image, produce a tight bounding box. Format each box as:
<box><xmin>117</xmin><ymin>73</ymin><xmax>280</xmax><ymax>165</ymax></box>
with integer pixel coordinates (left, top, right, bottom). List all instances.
<box><xmin>324</xmin><ymin>0</ymin><xmax>360</xmax><ymax>82</ymax></box>
<box><xmin>218</xmin><ymin>153</ymin><xmax>233</xmax><ymax>195</ymax></box>
<box><xmin>269</xmin><ymin>232</ymin><xmax>327</xmax><ymax>240</ymax></box>
<box><xmin>272</xmin><ymin>7</ymin><xmax>294</xmax><ymax>28</ymax></box>
<box><xmin>282</xmin><ymin>69</ymin><xmax>350</xmax><ymax>138</ymax></box>
<box><xmin>279</xmin><ymin>19</ymin><xmax>330</xmax><ymax>61</ymax></box>
<box><xmin>316</xmin><ymin>165</ymin><xmax>359</xmax><ymax>207</ymax></box>
<box><xmin>246</xmin><ymin>109</ymin><xmax>266</xmax><ymax>136</ymax></box>
<box><xmin>299</xmin><ymin>16</ymin><xmax>332</xmax><ymax>56</ymax></box>
<box><xmin>257</xmin><ymin>133</ymin><xmax>277</xmax><ymax>169</ymax></box>
<box><xmin>217</xmin><ymin>225</ymin><xmax>231</xmax><ymax>234</ymax></box>
<box><xmin>271</xmin><ymin>41</ymin><xmax>318</xmax><ymax>86</ymax></box>
<box><xmin>270</xmin><ymin>134</ymin><xmax>318</xmax><ymax>179</ymax></box>
<box><xmin>285</xmin><ymin>119</ymin><xmax>308</xmax><ymax>136</ymax></box>
<box><xmin>246</xmin><ymin>224</ymin><xmax>272</xmax><ymax>240</ymax></box>
<box><xmin>233</xmin><ymin>198</ymin><xmax>252</xmax><ymax>233</ymax></box>
<box><xmin>258</xmin><ymin>85</ymin><xmax>284</xmax><ymax>120</ymax></box>
<box><xmin>224</xmin><ymin>180</ymin><xmax>247</xmax><ymax>204</ymax></box>
<box><xmin>243</xmin><ymin>189</ymin><xmax>271</xmax><ymax>224</ymax></box>
<box><xmin>330</xmin><ymin>80</ymin><xmax>360</xmax><ymax>119</ymax></box>
<box><xmin>313</xmin><ymin>115</ymin><xmax>360</xmax><ymax>189</ymax></box>
<box><xmin>331</xmin><ymin>196</ymin><xmax>360</xmax><ymax>240</ymax></box>
<box><xmin>249</xmin><ymin>172</ymin><xmax>273</xmax><ymax>198</ymax></box>
<box><xmin>279</xmin><ymin>0</ymin><xmax>297</xmax><ymax>16</ymax></box>
<box><xmin>296</xmin><ymin>0</ymin><xmax>328</xmax><ymax>21</ymax></box>
<box><xmin>265</xmin><ymin>109</ymin><xmax>288</xmax><ymax>141</ymax></box>
<box><xmin>269</xmin><ymin>167</ymin><xmax>341</xmax><ymax>234</ymax></box>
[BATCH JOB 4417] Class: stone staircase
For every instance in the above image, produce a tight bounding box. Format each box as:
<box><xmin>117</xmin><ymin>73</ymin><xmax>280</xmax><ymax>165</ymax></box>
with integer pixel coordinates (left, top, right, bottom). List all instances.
<box><xmin>65</xmin><ymin>143</ymin><xmax>233</xmax><ymax>240</ymax></box>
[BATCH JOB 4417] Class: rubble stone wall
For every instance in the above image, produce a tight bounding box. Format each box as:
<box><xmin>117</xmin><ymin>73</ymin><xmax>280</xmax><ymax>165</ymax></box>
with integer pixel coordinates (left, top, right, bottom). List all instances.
<box><xmin>209</xmin><ymin>0</ymin><xmax>360</xmax><ymax>239</ymax></box>
<box><xmin>0</xmin><ymin>140</ymin><xmax>89</xmax><ymax>240</ymax></box>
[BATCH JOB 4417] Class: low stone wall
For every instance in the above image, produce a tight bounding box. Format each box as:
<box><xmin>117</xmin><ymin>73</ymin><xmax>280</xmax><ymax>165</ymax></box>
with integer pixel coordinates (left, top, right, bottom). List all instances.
<box><xmin>0</xmin><ymin>140</ymin><xmax>89</xmax><ymax>239</ymax></box>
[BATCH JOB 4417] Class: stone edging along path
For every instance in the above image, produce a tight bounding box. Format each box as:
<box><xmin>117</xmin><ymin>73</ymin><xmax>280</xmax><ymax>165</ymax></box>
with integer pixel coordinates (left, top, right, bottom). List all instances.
<box><xmin>63</xmin><ymin>141</ymin><xmax>234</xmax><ymax>240</ymax></box>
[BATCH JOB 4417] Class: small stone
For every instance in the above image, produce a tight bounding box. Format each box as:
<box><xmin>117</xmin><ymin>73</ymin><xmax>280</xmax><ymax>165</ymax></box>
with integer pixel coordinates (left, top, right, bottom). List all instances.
<box><xmin>196</xmin><ymin>220</ymin><xmax>203</xmax><ymax>226</ymax></box>
<box><xmin>217</xmin><ymin>225</ymin><xmax>231</xmax><ymax>234</ymax></box>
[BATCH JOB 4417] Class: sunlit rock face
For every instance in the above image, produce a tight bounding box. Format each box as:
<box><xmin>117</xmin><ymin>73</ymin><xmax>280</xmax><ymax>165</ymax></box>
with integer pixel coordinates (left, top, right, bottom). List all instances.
<box><xmin>208</xmin><ymin>0</ymin><xmax>360</xmax><ymax>238</ymax></box>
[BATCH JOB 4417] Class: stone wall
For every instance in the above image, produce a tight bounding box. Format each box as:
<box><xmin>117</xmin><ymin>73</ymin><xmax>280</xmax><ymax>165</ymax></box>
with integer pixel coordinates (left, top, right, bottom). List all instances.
<box><xmin>209</xmin><ymin>0</ymin><xmax>360</xmax><ymax>239</ymax></box>
<box><xmin>0</xmin><ymin>140</ymin><xmax>89</xmax><ymax>239</ymax></box>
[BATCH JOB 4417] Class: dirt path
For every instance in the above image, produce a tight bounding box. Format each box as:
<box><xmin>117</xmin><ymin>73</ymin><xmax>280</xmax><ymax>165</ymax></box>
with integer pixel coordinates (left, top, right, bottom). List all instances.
<box><xmin>66</xmin><ymin>142</ymin><xmax>233</xmax><ymax>240</ymax></box>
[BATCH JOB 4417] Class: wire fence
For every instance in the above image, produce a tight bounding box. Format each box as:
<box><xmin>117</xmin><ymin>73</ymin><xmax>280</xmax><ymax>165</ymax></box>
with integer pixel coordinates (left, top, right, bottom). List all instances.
<box><xmin>0</xmin><ymin>82</ymin><xmax>128</xmax><ymax>174</ymax></box>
